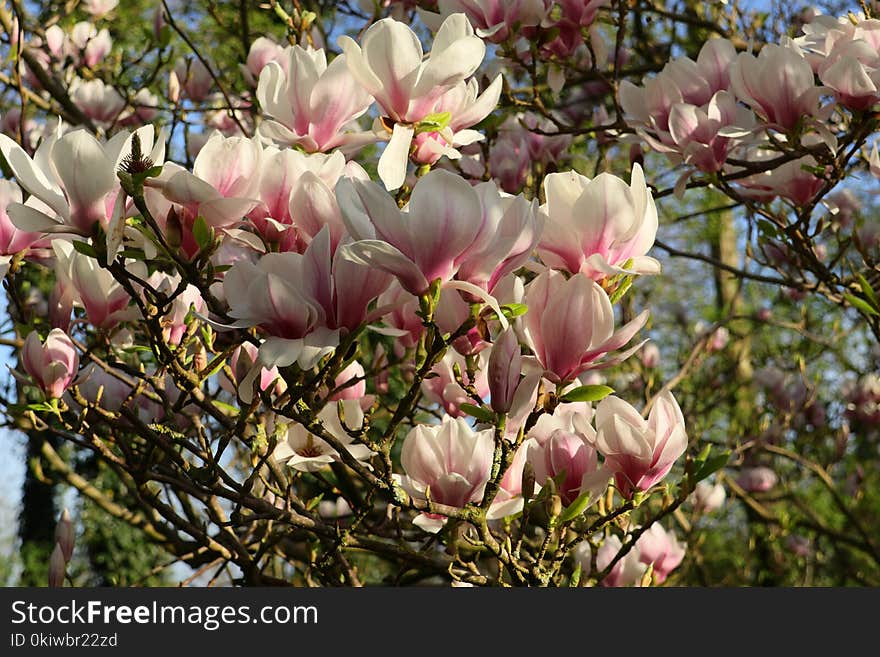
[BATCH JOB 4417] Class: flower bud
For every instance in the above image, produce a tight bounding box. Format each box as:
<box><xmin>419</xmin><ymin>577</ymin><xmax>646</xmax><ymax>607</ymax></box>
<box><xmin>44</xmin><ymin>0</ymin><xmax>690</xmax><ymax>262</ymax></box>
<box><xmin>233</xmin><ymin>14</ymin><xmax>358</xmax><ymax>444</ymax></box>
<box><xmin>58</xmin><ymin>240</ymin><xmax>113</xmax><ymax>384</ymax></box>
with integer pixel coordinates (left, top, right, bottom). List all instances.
<box><xmin>488</xmin><ymin>327</ymin><xmax>522</xmax><ymax>414</ymax></box>
<box><xmin>54</xmin><ymin>508</ymin><xmax>74</xmax><ymax>562</ymax></box>
<box><xmin>640</xmin><ymin>343</ymin><xmax>660</xmax><ymax>368</ymax></box>
<box><xmin>48</xmin><ymin>543</ymin><xmax>66</xmax><ymax>587</ymax></box>
<box><xmin>736</xmin><ymin>466</ymin><xmax>778</xmax><ymax>492</ymax></box>
<box><xmin>21</xmin><ymin>329</ymin><xmax>79</xmax><ymax>399</ymax></box>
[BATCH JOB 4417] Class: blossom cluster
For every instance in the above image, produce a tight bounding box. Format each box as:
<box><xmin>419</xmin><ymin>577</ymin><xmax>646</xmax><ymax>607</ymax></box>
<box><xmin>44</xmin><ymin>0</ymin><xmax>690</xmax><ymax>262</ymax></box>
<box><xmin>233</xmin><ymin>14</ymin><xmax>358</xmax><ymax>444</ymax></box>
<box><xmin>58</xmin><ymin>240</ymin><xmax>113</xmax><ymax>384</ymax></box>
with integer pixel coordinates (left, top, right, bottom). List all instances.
<box><xmin>13</xmin><ymin>1</ymin><xmax>876</xmax><ymax>588</ymax></box>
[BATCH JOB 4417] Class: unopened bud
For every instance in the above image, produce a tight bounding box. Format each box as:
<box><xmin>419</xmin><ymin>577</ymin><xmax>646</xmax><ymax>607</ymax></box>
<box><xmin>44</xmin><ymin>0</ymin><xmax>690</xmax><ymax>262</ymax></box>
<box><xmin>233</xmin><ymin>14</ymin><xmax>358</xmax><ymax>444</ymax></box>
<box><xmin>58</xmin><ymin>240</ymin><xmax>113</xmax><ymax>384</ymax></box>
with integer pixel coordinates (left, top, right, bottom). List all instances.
<box><xmin>488</xmin><ymin>327</ymin><xmax>522</xmax><ymax>414</ymax></box>
<box><xmin>54</xmin><ymin>508</ymin><xmax>74</xmax><ymax>562</ymax></box>
<box><xmin>48</xmin><ymin>543</ymin><xmax>66</xmax><ymax>587</ymax></box>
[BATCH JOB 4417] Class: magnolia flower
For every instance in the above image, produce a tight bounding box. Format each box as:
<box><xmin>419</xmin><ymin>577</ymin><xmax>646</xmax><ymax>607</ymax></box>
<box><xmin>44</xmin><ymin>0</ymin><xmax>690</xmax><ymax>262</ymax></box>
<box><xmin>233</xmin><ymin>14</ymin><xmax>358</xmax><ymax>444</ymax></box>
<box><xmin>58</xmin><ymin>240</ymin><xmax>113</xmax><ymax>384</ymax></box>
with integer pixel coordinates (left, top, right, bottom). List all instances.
<box><xmin>636</xmin><ymin>523</ymin><xmax>686</xmax><ymax>584</ymax></box>
<box><xmin>487</xmin><ymin>442</ymin><xmax>531</xmax><ymax>520</ymax></box>
<box><xmin>594</xmin><ymin>391</ymin><xmax>688</xmax><ymax>498</ymax></box>
<box><xmin>82</xmin><ymin>0</ymin><xmax>119</xmax><ymax>17</ymax></box>
<box><xmin>223</xmin><ymin>227</ymin><xmax>389</xmax><ymax>371</ymax></box>
<box><xmin>173</xmin><ymin>58</ymin><xmax>214</xmax><ymax>102</ymax></box>
<box><xmin>243</xmin><ymin>36</ymin><xmax>288</xmax><ymax>86</ymax></box>
<box><xmin>736</xmin><ymin>466</ymin><xmax>778</xmax><ymax>492</ymax></box>
<box><xmin>640</xmin><ymin>343</ymin><xmax>660</xmax><ymax>368</ymax></box>
<box><xmin>273</xmin><ymin>401</ymin><xmax>375</xmax><ymax>472</ymax></box>
<box><xmin>70</xmin><ymin>78</ymin><xmax>126</xmax><ymax>126</ymax></box>
<box><xmin>220</xmin><ymin>342</ymin><xmax>284</xmax><ymax>399</ymax></box>
<box><xmin>152</xmin><ymin>132</ymin><xmax>262</xmax><ymax>256</ymax></box>
<box><xmin>68</xmin><ymin>22</ymin><xmax>113</xmax><ymax>67</ymax></box>
<box><xmin>257</xmin><ymin>45</ymin><xmax>374</xmax><ymax>153</ymax></box>
<box><xmin>619</xmin><ymin>39</ymin><xmax>752</xmax><ymax>172</ymax></box>
<box><xmin>145</xmin><ymin>272</ymin><xmax>206</xmax><ymax>345</ymax></box>
<box><xmin>337</xmin><ymin>169</ymin><xmax>484</xmax><ymax>295</ymax></box>
<box><xmin>522</xmin><ymin>270</ymin><xmax>648</xmax><ymax>383</ymax></box>
<box><xmin>0</xmin><ymin>124</ymin><xmax>164</xmax><ymax>235</ymax></box>
<box><xmin>409</xmin><ymin>75</ymin><xmax>502</xmax><ymax>168</ymax></box>
<box><xmin>733</xmin><ymin>152</ymin><xmax>826</xmax><ymax>206</ymax></box>
<box><xmin>53</xmin><ymin>240</ymin><xmax>145</xmax><ymax>329</ymax></box>
<box><xmin>248</xmin><ymin>148</ymin><xmax>368</xmax><ymax>252</ymax></box>
<box><xmin>424</xmin><ymin>0</ymin><xmax>548</xmax><ymax>43</ymax></box>
<box><xmin>399</xmin><ymin>416</ymin><xmax>494</xmax><ymax>532</ymax></box>
<box><xmin>120</xmin><ymin>88</ymin><xmax>160</xmax><ymax>125</ymax></box>
<box><xmin>525</xmin><ymin>429</ymin><xmax>609</xmax><ymax>506</ymax></box>
<box><xmin>0</xmin><ymin>180</ymin><xmax>42</xmax><ymax>277</ymax></box>
<box><xmin>339</xmin><ymin>14</ymin><xmax>487</xmax><ymax>189</ymax></box>
<box><xmin>70</xmin><ymin>362</ymin><xmax>133</xmax><ymax>412</ymax></box>
<box><xmin>44</xmin><ymin>25</ymin><xmax>65</xmax><ymax>59</ymax></box>
<box><xmin>526</xmin><ymin>399</ymin><xmax>595</xmax><ymax>444</ymax></box>
<box><xmin>596</xmin><ymin>534</ymin><xmax>646</xmax><ymax>587</ymax></box>
<box><xmin>692</xmin><ymin>480</ymin><xmax>726</xmax><ymax>513</ymax></box>
<box><xmin>488</xmin><ymin>327</ymin><xmax>523</xmax><ymax>414</ymax></box>
<box><xmin>796</xmin><ymin>14</ymin><xmax>880</xmax><ymax>110</ymax></box>
<box><xmin>537</xmin><ymin>164</ymin><xmax>659</xmax><ymax>278</ymax></box>
<box><xmin>729</xmin><ymin>44</ymin><xmax>826</xmax><ymax>130</ymax></box>
<box><xmin>454</xmin><ymin>179</ymin><xmax>542</xmax><ymax>292</ymax></box>
<box><xmin>328</xmin><ymin>361</ymin><xmax>367</xmax><ymax>402</ymax></box>
<box><xmin>421</xmin><ymin>350</ymin><xmax>489</xmax><ymax>417</ymax></box>
<box><xmin>21</xmin><ymin>329</ymin><xmax>79</xmax><ymax>398</ymax></box>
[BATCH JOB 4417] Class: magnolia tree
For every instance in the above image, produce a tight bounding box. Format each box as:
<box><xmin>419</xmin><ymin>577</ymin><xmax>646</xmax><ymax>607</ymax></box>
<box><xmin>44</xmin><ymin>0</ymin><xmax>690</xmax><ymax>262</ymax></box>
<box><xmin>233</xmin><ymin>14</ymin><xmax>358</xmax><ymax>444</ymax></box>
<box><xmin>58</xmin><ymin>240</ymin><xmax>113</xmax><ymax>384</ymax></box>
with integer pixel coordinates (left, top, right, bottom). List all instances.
<box><xmin>0</xmin><ymin>0</ymin><xmax>878</xmax><ymax>587</ymax></box>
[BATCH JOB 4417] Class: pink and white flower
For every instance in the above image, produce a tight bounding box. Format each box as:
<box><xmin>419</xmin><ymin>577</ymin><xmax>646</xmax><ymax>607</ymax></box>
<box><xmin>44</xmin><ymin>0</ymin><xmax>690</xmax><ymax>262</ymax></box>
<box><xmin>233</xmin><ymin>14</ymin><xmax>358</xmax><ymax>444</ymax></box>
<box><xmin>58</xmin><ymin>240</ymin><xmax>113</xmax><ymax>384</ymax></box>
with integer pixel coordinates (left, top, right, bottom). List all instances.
<box><xmin>398</xmin><ymin>416</ymin><xmax>494</xmax><ymax>532</ymax></box>
<box><xmin>257</xmin><ymin>45</ymin><xmax>374</xmax><ymax>153</ymax></box>
<box><xmin>338</xmin><ymin>13</ymin><xmax>487</xmax><ymax>189</ymax></box>
<box><xmin>596</xmin><ymin>534</ymin><xmax>646</xmax><ymax>587</ymax></box>
<box><xmin>521</xmin><ymin>270</ymin><xmax>648</xmax><ymax>383</ymax></box>
<box><xmin>729</xmin><ymin>44</ymin><xmax>827</xmax><ymax>131</ymax></box>
<box><xmin>636</xmin><ymin>523</ymin><xmax>686</xmax><ymax>584</ymax></box>
<box><xmin>537</xmin><ymin>164</ymin><xmax>659</xmax><ymax>278</ymax></box>
<box><xmin>273</xmin><ymin>401</ymin><xmax>375</xmax><ymax>472</ymax></box>
<box><xmin>21</xmin><ymin>328</ymin><xmax>79</xmax><ymax>399</ymax></box>
<box><xmin>594</xmin><ymin>391</ymin><xmax>688</xmax><ymax>498</ymax></box>
<box><xmin>0</xmin><ymin>124</ymin><xmax>164</xmax><ymax>235</ymax></box>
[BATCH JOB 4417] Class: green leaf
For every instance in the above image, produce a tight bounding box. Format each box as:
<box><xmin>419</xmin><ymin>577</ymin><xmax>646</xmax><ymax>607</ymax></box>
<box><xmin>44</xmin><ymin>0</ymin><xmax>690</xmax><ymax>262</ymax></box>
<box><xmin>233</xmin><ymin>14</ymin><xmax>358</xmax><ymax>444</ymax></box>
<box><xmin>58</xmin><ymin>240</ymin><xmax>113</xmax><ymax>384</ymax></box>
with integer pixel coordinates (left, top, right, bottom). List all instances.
<box><xmin>558</xmin><ymin>489</ymin><xmax>595</xmax><ymax>524</ymax></box>
<box><xmin>695</xmin><ymin>443</ymin><xmax>712</xmax><ymax>463</ymax></box>
<box><xmin>500</xmin><ymin>303</ymin><xmax>528</xmax><ymax>319</ymax></box>
<box><xmin>306</xmin><ymin>494</ymin><xmax>325</xmax><ymax>511</ymax></box>
<box><xmin>843</xmin><ymin>292</ymin><xmax>879</xmax><ymax>316</ymax></box>
<box><xmin>757</xmin><ymin>220</ymin><xmax>779</xmax><ymax>238</ymax></box>
<box><xmin>459</xmin><ymin>403</ymin><xmax>496</xmax><ymax>423</ymax></box>
<box><xmin>417</xmin><ymin>111</ymin><xmax>452</xmax><ymax>133</ymax></box>
<box><xmin>192</xmin><ymin>215</ymin><xmax>213</xmax><ymax>251</ymax></box>
<box><xmin>856</xmin><ymin>274</ymin><xmax>880</xmax><ymax>311</ymax></box>
<box><xmin>26</xmin><ymin>401</ymin><xmax>57</xmax><ymax>414</ymax></box>
<box><xmin>160</xmin><ymin>26</ymin><xmax>173</xmax><ymax>48</ymax></box>
<box><xmin>694</xmin><ymin>451</ymin><xmax>730</xmax><ymax>482</ymax></box>
<box><xmin>71</xmin><ymin>240</ymin><xmax>99</xmax><ymax>258</ymax></box>
<box><xmin>608</xmin><ymin>277</ymin><xmax>633</xmax><ymax>304</ymax></box>
<box><xmin>560</xmin><ymin>384</ymin><xmax>614</xmax><ymax>403</ymax></box>
<box><xmin>211</xmin><ymin>400</ymin><xmax>240</xmax><ymax>417</ymax></box>
<box><xmin>121</xmin><ymin>345</ymin><xmax>153</xmax><ymax>354</ymax></box>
